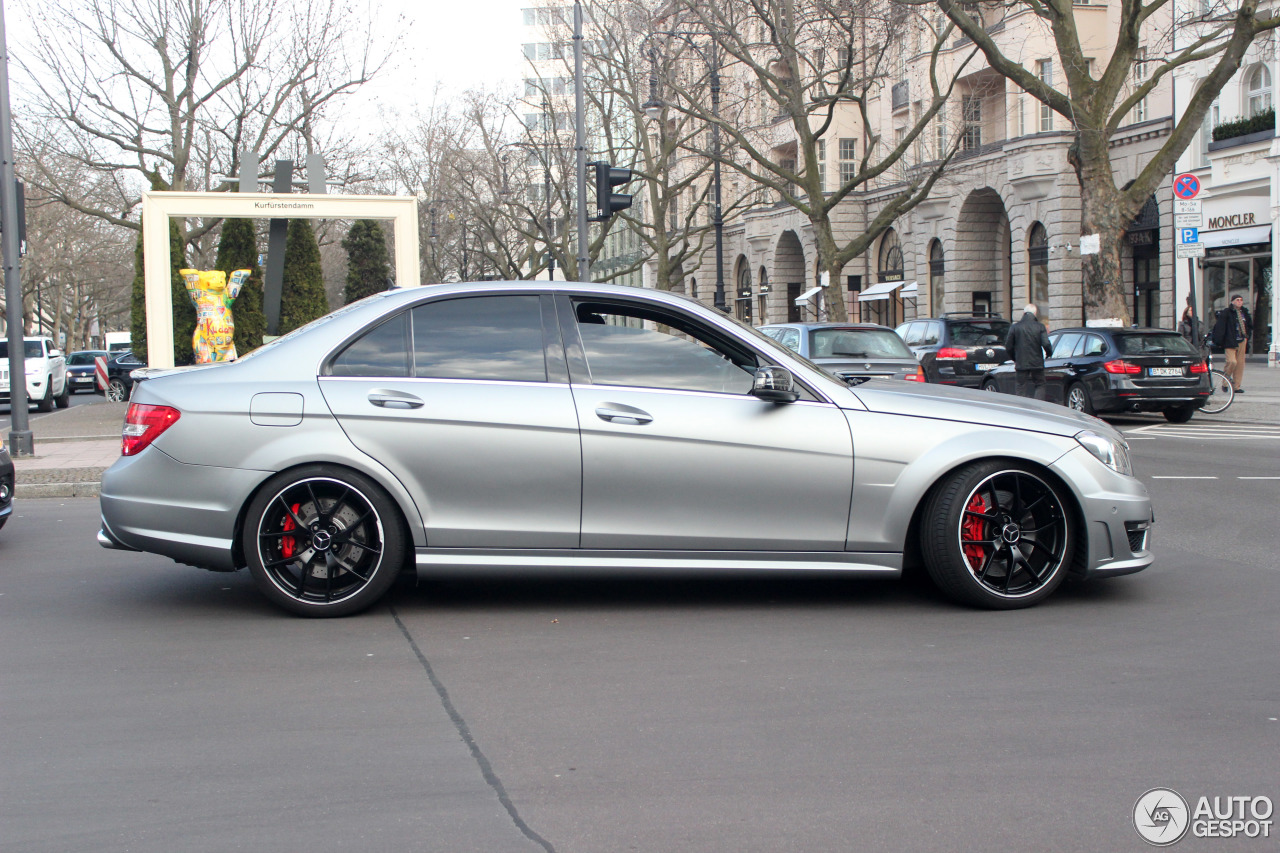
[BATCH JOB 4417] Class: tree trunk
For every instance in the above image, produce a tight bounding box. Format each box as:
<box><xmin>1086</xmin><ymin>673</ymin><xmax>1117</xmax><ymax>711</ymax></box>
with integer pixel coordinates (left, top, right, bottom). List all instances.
<box><xmin>1078</xmin><ymin>182</ymin><xmax>1133</xmax><ymax>325</ymax></box>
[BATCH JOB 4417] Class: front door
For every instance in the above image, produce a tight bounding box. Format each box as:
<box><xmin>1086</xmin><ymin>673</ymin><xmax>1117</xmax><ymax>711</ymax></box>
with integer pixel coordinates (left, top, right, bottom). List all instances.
<box><xmin>319</xmin><ymin>293</ymin><xmax>581</xmax><ymax>548</ymax></box>
<box><xmin>557</xmin><ymin>295</ymin><xmax>854</xmax><ymax>551</ymax></box>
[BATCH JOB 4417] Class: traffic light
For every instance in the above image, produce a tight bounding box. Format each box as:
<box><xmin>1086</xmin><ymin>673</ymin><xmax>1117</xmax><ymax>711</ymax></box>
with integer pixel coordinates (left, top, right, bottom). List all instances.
<box><xmin>590</xmin><ymin>161</ymin><xmax>633</xmax><ymax>221</ymax></box>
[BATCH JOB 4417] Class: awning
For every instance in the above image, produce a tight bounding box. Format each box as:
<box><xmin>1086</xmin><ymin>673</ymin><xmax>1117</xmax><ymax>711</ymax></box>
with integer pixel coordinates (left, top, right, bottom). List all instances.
<box><xmin>858</xmin><ymin>280</ymin><xmax>908</xmax><ymax>302</ymax></box>
<box><xmin>900</xmin><ymin>281</ymin><xmax>918</xmax><ymax>298</ymax></box>
<box><xmin>1201</xmin><ymin>225</ymin><xmax>1271</xmax><ymax>249</ymax></box>
<box><xmin>793</xmin><ymin>286</ymin><xmax>823</xmax><ymax>305</ymax></box>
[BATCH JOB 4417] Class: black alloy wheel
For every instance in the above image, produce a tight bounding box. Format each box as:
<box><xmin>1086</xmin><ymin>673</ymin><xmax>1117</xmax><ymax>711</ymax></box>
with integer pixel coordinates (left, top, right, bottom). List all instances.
<box><xmin>922</xmin><ymin>461</ymin><xmax>1074</xmax><ymax>609</ymax></box>
<box><xmin>244</xmin><ymin>467</ymin><xmax>406</xmax><ymax>617</ymax></box>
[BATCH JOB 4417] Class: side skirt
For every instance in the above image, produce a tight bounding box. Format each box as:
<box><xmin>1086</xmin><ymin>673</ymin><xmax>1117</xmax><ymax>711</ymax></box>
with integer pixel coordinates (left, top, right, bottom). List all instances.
<box><xmin>414</xmin><ymin>548</ymin><xmax>902</xmax><ymax>577</ymax></box>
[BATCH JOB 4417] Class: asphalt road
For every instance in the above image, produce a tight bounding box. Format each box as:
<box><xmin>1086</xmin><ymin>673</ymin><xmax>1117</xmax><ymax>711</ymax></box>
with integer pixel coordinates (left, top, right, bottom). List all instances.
<box><xmin>2</xmin><ymin>425</ymin><xmax>1277</xmax><ymax>852</ymax></box>
<box><xmin>1</xmin><ymin>388</ymin><xmax>102</xmax><ymax>432</ymax></box>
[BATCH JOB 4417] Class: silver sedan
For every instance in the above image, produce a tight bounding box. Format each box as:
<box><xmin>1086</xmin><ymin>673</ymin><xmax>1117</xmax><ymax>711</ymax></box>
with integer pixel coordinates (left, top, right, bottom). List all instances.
<box><xmin>98</xmin><ymin>282</ymin><xmax>1153</xmax><ymax>616</ymax></box>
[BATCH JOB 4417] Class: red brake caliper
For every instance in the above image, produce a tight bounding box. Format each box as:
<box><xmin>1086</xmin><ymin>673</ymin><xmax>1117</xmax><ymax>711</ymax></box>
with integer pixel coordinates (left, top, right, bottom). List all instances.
<box><xmin>961</xmin><ymin>493</ymin><xmax>988</xmax><ymax>571</ymax></box>
<box><xmin>281</xmin><ymin>502</ymin><xmax>302</xmax><ymax>559</ymax></box>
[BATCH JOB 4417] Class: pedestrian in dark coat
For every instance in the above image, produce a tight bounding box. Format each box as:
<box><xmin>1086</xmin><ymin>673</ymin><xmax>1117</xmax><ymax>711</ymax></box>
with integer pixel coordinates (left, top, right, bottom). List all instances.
<box><xmin>1004</xmin><ymin>304</ymin><xmax>1053</xmax><ymax>400</ymax></box>
<box><xmin>1211</xmin><ymin>293</ymin><xmax>1253</xmax><ymax>392</ymax></box>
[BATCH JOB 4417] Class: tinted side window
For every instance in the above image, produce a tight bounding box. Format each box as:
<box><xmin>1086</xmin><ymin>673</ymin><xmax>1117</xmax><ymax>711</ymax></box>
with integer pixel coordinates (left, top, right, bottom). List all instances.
<box><xmin>922</xmin><ymin>323</ymin><xmax>941</xmax><ymax>345</ymax></box>
<box><xmin>1080</xmin><ymin>335</ymin><xmax>1106</xmax><ymax>357</ymax></box>
<box><xmin>896</xmin><ymin>322</ymin><xmax>920</xmax><ymax>346</ymax></box>
<box><xmin>331</xmin><ymin>313</ymin><xmax>411</xmax><ymax>377</ymax></box>
<box><xmin>1050</xmin><ymin>333</ymin><xmax>1081</xmax><ymax>359</ymax></box>
<box><xmin>412</xmin><ymin>295</ymin><xmax>546</xmax><ymax>382</ymax></box>
<box><xmin>573</xmin><ymin>302</ymin><xmax>756</xmax><ymax>394</ymax></box>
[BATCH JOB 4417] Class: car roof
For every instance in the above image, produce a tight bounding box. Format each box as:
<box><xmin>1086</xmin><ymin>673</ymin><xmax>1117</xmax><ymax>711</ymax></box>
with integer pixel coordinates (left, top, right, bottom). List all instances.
<box><xmin>1049</xmin><ymin>326</ymin><xmax>1174</xmax><ymax>336</ymax></box>
<box><xmin>760</xmin><ymin>322</ymin><xmax>896</xmax><ymax>331</ymax></box>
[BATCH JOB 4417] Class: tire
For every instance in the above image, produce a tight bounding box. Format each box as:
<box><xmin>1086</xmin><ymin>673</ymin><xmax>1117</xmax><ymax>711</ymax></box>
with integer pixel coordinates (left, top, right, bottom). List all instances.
<box><xmin>55</xmin><ymin>379</ymin><xmax>71</xmax><ymax>409</ymax></box>
<box><xmin>35</xmin><ymin>379</ymin><xmax>54</xmax><ymax>412</ymax></box>
<box><xmin>1163</xmin><ymin>406</ymin><xmax>1195</xmax><ymax>424</ymax></box>
<box><xmin>1200</xmin><ymin>370</ymin><xmax>1234</xmax><ymax>415</ymax></box>
<box><xmin>1065</xmin><ymin>383</ymin><xmax>1094</xmax><ymax>415</ymax></box>
<box><xmin>105</xmin><ymin>378</ymin><xmax>127</xmax><ymax>403</ymax></box>
<box><xmin>242</xmin><ymin>466</ymin><xmax>407</xmax><ymax>617</ymax></box>
<box><xmin>921</xmin><ymin>461</ymin><xmax>1075</xmax><ymax>609</ymax></box>
<box><xmin>982</xmin><ymin>379</ymin><xmax>1001</xmax><ymax>393</ymax></box>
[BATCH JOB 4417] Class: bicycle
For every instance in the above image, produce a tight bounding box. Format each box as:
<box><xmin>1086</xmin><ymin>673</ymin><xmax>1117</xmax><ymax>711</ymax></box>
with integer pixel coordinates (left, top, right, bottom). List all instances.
<box><xmin>1199</xmin><ymin>334</ymin><xmax>1234</xmax><ymax>415</ymax></box>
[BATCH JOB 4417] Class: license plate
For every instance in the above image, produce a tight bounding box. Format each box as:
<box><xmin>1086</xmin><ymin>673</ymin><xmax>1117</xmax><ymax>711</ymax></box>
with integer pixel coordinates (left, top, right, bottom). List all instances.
<box><xmin>1148</xmin><ymin>367</ymin><xmax>1182</xmax><ymax>377</ymax></box>
<box><xmin>975</xmin><ymin>363</ymin><xmax>998</xmax><ymax>371</ymax></box>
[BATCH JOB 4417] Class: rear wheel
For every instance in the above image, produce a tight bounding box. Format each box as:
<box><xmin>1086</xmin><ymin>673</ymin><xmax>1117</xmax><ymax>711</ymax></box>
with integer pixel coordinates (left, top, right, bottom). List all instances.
<box><xmin>1200</xmin><ymin>370</ymin><xmax>1234</xmax><ymax>415</ymax></box>
<box><xmin>1163</xmin><ymin>406</ymin><xmax>1195</xmax><ymax>424</ymax></box>
<box><xmin>243</xmin><ymin>467</ymin><xmax>407</xmax><ymax>617</ymax></box>
<box><xmin>921</xmin><ymin>461</ymin><xmax>1074</xmax><ymax>609</ymax></box>
<box><xmin>1065</xmin><ymin>383</ymin><xmax>1094</xmax><ymax>415</ymax></box>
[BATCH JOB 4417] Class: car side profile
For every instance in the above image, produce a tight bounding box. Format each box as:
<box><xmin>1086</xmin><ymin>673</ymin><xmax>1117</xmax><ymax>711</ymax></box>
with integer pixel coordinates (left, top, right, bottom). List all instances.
<box><xmin>981</xmin><ymin>327</ymin><xmax>1210</xmax><ymax>422</ymax></box>
<box><xmin>758</xmin><ymin>322</ymin><xmax>923</xmax><ymax>383</ymax></box>
<box><xmin>93</xmin><ymin>351</ymin><xmax>147</xmax><ymax>402</ymax></box>
<box><xmin>99</xmin><ymin>282</ymin><xmax>1153</xmax><ymax>617</ymax></box>
<box><xmin>0</xmin><ymin>336</ymin><xmax>69</xmax><ymax>412</ymax></box>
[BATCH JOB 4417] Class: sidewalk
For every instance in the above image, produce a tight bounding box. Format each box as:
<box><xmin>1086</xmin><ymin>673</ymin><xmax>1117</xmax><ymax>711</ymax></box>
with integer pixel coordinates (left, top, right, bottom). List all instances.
<box><xmin>7</xmin><ymin>359</ymin><xmax>1280</xmax><ymax>499</ymax></box>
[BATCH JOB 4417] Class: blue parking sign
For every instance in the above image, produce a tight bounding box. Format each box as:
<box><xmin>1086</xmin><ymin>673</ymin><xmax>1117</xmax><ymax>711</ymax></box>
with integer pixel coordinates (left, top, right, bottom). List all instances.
<box><xmin>1179</xmin><ymin>227</ymin><xmax>1198</xmax><ymax>244</ymax></box>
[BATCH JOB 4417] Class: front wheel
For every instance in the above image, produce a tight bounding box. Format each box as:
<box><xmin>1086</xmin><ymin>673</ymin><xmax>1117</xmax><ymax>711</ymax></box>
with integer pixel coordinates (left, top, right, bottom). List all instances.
<box><xmin>1200</xmin><ymin>370</ymin><xmax>1234</xmax><ymax>415</ymax></box>
<box><xmin>243</xmin><ymin>467</ymin><xmax>407</xmax><ymax>617</ymax></box>
<box><xmin>105</xmin><ymin>378</ymin><xmax>127</xmax><ymax>403</ymax></box>
<box><xmin>921</xmin><ymin>461</ymin><xmax>1075</xmax><ymax>609</ymax></box>
<box><xmin>982</xmin><ymin>379</ymin><xmax>1000</xmax><ymax>393</ymax></box>
<box><xmin>1065</xmin><ymin>383</ymin><xmax>1094</xmax><ymax>415</ymax></box>
<box><xmin>55</xmin><ymin>380</ymin><xmax>70</xmax><ymax>409</ymax></box>
<box><xmin>35</xmin><ymin>380</ymin><xmax>54</xmax><ymax>412</ymax></box>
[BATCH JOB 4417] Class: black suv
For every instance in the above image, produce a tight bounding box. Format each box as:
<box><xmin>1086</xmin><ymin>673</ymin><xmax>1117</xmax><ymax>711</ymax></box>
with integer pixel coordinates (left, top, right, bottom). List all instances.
<box><xmin>895</xmin><ymin>314</ymin><xmax>1012</xmax><ymax>387</ymax></box>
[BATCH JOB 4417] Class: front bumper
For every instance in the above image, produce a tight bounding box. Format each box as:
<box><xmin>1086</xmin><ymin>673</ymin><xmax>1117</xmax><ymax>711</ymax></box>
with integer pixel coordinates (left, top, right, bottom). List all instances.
<box><xmin>1053</xmin><ymin>446</ymin><xmax>1154</xmax><ymax>579</ymax></box>
<box><xmin>98</xmin><ymin>445</ymin><xmax>270</xmax><ymax>571</ymax></box>
<box><xmin>0</xmin><ymin>376</ymin><xmax>45</xmax><ymax>403</ymax></box>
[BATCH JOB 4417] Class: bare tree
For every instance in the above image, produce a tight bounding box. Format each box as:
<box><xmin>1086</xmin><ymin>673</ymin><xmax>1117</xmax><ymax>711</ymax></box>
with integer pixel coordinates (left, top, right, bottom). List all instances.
<box><xmin>16</xmin><ymin>0</ymin><xmax>396</xmax><ymax>246</ymax></box>
<box><xmin>663</xmin><ymin>0</ymin><xmax>974</xmax><ymax>321</ymax></box>
<box><xmin>935</xmin><ymin>0</ymin><xmax>1280</xmax><ymax>322</ymax></box>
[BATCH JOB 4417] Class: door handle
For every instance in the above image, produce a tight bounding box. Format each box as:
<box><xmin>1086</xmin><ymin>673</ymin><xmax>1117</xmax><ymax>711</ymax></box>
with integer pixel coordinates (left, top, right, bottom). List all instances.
<box><xmin>368</xmin><ymin>390</ymin><xmax>424</xmax><ymax>409</ymax></box>
<box><xmin>595</xmin><ymin>405</ymin><xmax>653</xmax><ymax>425</ymax></box>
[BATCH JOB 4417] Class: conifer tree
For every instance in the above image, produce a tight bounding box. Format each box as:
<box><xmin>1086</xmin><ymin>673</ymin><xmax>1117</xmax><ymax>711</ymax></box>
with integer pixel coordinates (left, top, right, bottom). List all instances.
<box><xmin>278</xmin><ymin>218</ymin><xmax>329</xmax><ymax>334</ymax></box>
<box><xmin>342</xmin><ymin>219</ymin><xmax>391</xmax><ymax>304</ymax></box>
<box><xmin>129</xmin><ymin>219</ymin><xmax>193</xmax><ymax>365</ymax></box>
<box><xmin>214</xmin><ymin>217</ymin><xmax>266</xmax><ymax>355</ymax></box>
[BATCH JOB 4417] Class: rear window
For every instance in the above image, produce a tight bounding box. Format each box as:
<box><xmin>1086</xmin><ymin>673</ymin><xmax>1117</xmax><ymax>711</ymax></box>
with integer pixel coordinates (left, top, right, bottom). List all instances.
<box><xmin>810</xmin><ymin>328</ymin><xmax>912</xmax><ymax>359</ymax></box>
<box><xmin>946</xmin><ymin>321</ymin><xmax>1010</xmax><ymax>347</ymax></box>
<box><xmin>1115</xmin><ymin>333</ymin><xmax>1197</xmax><ymax>356</ymax></box>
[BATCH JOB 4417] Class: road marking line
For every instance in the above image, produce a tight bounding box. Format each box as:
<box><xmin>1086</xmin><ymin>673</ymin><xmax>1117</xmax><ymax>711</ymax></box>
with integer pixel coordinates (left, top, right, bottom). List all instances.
<box><xmin>1150</xmin><ymin>476</ymin><xmax>1219</xmax><ymax>479</ymax></box>
<box><xmin>1238</xmin><ymin>476</ymin><xmax>1280</xmax><ymax>479</ymax></box>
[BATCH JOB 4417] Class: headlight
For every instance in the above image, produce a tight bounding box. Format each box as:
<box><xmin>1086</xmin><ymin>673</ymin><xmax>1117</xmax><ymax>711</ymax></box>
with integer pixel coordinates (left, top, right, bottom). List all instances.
<box><xmin>1076</xmin><ymin>430</ymin><xmax>1133</xmax><ymax>476</ymax></box>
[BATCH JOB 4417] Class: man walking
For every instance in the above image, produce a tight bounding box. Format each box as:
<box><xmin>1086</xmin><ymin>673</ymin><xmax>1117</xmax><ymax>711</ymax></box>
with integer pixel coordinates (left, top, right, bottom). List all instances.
<box><xmin>1004</xmin><ymin>304</ymin><xmax>1053</xmax><ymax>400</ymax></box>
<box><xmin>1211</xmin><ymin>293</ymin><xmax>1252</xmax><ymax>393</ymax></box>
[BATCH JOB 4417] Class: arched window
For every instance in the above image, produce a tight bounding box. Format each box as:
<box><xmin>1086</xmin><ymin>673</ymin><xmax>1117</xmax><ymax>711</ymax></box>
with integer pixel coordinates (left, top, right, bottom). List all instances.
<box><xmin>1248</xmin><ymin>64</ymin><xmax>1272</xmax><ymax>116</ymax></box>
<box><xmin>928</xmin><ymin>240</ymin><xmax>945</xmax><ymax>314</ymax></box>
<box><xmin>757</xmin><ymin>267</ymin><xmax>770</xmax><ymax>325</ymax></box>
<box><xmin>878</xmin><ymin>229</ymin><xmax>904</xmax><ymax>282</ymax></box>
<box><xmin>736</xmin><ymin>263</ymin><xmax>752</xmax><ymax>321</ymax></box>
<box><xmin>690</xmin><ymin>278</ymin><xmax>699</xmax><ymax>301</ymax></box>
<box><xmin>1028</xmin><ymin>223</ymin><xmax>1049</xmax><ymax>309</ymax></box>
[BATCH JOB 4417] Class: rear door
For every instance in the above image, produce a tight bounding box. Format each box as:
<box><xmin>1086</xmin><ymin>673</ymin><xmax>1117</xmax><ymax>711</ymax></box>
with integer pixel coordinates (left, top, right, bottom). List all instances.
<box><xmin>1044</xmin><ymin>332</ymin><xmax>1082</xmax><ymax>404</ymax></box>
<box><xmin>319</xmin><ymin>293</ymin><xmax>582</xmax><ymax>548</ymax></box>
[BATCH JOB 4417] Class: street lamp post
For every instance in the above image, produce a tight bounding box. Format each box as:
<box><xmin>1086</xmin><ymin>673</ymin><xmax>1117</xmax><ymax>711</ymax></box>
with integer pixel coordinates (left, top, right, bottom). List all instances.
<box><xmin>643</xmin><ymin>36</ymin><xmax>726</xmax><ymax>312</ymax></box>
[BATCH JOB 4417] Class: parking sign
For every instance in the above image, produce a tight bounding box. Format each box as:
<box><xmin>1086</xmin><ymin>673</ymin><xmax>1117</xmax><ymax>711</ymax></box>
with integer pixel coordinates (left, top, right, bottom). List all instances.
<box><xmin>1179</xmin><ymin>227</ymin><xmax>1199</xmax><ymax>244</ymax></box>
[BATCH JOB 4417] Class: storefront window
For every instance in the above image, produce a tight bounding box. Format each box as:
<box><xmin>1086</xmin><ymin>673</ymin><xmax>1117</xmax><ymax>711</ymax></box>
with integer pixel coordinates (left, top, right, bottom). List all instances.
<box><xmin>1028</xmin><ymin>223</ymin><xmax>1049</xmax><ymax>308</ymax></box>
<box><xmin>1202</xmin><ymin>246</ymin><xmax>1271</xmax><ymax>353</ymax></box>
<box><xmin>929</xmin><ymin>240</ymin><xmax>945</xmax><ymax>315</ymax></box>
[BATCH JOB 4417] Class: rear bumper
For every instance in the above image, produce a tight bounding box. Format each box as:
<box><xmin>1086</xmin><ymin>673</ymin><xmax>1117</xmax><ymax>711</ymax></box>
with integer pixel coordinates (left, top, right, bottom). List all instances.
<box><xmin>1096</xmin><ymin>382</ymin><xmax>1210</xmax><ymax>412</ymax></box>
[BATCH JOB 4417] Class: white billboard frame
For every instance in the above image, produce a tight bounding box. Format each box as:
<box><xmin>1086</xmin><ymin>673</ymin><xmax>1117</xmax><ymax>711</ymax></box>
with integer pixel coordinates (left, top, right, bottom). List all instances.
<box><xmin>141</xmin><ymin>191</ymin><xmax>420</xmax><ymax>368</ymax></box>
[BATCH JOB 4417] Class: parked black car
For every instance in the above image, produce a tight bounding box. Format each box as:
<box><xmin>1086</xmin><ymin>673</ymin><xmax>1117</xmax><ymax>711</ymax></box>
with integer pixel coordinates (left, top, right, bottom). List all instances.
<box><xmin>93</xmin><ymin>351</ymin><xmax>147</xmax><ymax>402</ymax></box>
<box><xmin>895</xmin><ymin>314</ymin><xmax>1012</xmax><ymax>387</ymax></box>
<box><xmin>981</xmin><ymin>327</ymin><xmax>1210</xmax><ymax>422</ymax></box>
<box><xmin>0</xmin><ymin>436</ymin><xmax>13</xmax><ymax>532</ymax></box>
<box><xmin>758</xmin><ymin>322</ymin><xmax>924</xmax><ymax>383</ymax></box>
<box><xmin>65</xmin><ymin>349</ymin><xmax>109</xmax><ymax>394</ymax></box>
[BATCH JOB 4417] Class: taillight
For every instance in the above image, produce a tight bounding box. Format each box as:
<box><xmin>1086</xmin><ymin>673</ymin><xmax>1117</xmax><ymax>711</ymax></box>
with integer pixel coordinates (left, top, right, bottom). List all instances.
<box><xmin>122</xmin><ymin>403</ymin><xmax>181</xmax><ymax>456</ymax></box>
<box><xmin>1189</xmin><ymin>361</ymin><xmax>1207</xmax><ymax>374</ymax></box>
<box><xmin>936</xmin><ymin>347</ymin><xmax>967</xmax><ymax>360</ymax></box>
<box><xmin>1103</xmin><ymin>360</ymin><xmax>1142</xmax><ymax>375</ymax></box>
<box><xmin>905</xmin><ymin>366</ymin><xmax>926</xmax><ymax>382</ymax></box>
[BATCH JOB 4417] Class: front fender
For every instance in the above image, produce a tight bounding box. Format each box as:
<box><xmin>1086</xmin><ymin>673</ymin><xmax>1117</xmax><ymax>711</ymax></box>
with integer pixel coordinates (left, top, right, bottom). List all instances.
<box><xmin>844</xmin><ymin>410</ymin><xmax>1076</xmax><ymax>552</ymax></box>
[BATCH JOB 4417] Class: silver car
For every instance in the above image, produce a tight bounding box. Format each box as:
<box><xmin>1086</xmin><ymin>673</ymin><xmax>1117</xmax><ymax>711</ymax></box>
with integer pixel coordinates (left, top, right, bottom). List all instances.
<box><xmin>758</xmin><ymin>322</ymin><xmax>923</xmax><ymax>383</ymax></box>
<box><xmin>98</xmin><ymin>282</ymin><xmax>1153</xmax><ymax>617</ymax></box>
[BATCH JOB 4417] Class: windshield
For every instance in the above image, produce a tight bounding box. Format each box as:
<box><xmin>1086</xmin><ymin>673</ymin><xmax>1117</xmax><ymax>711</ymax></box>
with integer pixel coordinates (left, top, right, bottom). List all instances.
<box><xmin>947</xmin><ymin>321</ymin><xmax>1011</xmax><ymax>347</ymax></box>
<box><xmin>67</xmin><ymin>352</ymin><xmax>105</xmax><ymax>366</ymax></box>
<box><xmin>0</xmin><ymin>340</ymin><xmax>42</xmax><ymax>359</ymax></box>
<box><xmin>1116</xmin><ymin>333</ymin><xmax>1197</xmax><ymax>356</ymax></box>
<box><xmin>809</xmin><ymin>328</ymin><xmax>912</xmax><ymax>359</ymax></box>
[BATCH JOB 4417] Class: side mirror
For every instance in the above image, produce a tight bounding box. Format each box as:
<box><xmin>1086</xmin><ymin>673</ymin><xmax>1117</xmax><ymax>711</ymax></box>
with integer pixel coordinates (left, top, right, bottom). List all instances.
<box><xmin>751</xmin><ymin>366</ymin><xmax>799</xmax><ymax>403</ymax></box>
